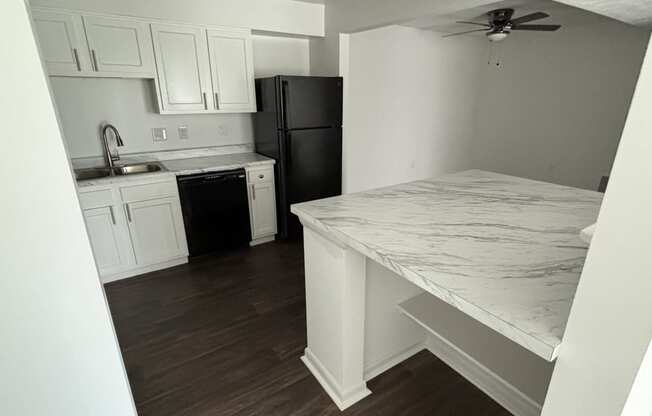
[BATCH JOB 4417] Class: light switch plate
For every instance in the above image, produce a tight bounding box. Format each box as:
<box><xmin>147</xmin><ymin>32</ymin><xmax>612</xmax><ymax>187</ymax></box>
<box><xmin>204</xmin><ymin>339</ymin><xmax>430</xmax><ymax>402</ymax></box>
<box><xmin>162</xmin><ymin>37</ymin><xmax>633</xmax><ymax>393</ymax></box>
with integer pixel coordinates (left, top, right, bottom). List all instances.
<box><xmin>152</xmin><ymin>127</ymin><xmax>167</xmax><ymax>142</ymax></box>
<box><xmin>178</xmin><ymin>125</ymin><xmax>189</xmax><ymax>140</ymax></box>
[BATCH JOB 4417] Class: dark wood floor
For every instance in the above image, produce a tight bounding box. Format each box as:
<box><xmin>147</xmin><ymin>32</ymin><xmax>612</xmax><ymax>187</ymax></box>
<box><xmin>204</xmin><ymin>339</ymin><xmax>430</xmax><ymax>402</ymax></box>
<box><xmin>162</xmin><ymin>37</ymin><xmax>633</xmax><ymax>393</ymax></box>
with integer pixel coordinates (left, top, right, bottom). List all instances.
<box><xmin>105</xmin><ymin>241</ymin><xmax>511</xmax><ymax>416</ymax></box>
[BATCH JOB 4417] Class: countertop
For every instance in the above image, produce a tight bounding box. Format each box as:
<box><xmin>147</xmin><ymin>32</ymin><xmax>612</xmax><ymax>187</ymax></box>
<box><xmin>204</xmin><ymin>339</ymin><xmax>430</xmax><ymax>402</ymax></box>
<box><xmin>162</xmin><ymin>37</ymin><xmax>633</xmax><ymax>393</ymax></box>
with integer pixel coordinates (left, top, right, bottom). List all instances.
<box><xmin>291</xmin><ymin>170</ymin><xmax>603</xmax><ymax>361</ymax></box>
<box><xmin>76</xmin><ymin>152</ymin><xmax>274</xmax><ymax>188</ymax></box>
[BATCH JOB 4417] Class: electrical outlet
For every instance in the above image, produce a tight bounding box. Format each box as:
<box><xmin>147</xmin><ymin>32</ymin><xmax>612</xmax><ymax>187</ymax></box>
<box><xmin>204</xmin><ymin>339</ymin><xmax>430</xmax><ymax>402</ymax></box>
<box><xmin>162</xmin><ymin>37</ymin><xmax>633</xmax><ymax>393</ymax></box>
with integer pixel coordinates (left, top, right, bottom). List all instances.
<box><xmin>178</xmin><ymin>125</ymin><xmax>189</xmax><ymax>140</ymax></box>
<box><xmin>218</xmin><ymin>125</ymin><xmax>228</xmax><ymax>137</ymax></box>
<box><xmin>152</xmin><ymin>127</ymin><xmax>167</xmax><ymax>142</ymax></box>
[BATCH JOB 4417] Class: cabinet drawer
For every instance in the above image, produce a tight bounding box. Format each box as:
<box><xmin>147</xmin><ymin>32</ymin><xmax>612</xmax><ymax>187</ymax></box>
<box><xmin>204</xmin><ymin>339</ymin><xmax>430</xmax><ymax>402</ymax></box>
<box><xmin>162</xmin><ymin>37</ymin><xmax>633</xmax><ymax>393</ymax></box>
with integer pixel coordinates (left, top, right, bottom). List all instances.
<box><xmin>247</xmin><ymin>166</ymin><xmax>274</xmax><ymax>184</ymax></box>
<box><xmin>120</xmin><ymin>180</ymin><xmax>178</xmax><ymax>203</ymax></box>
<box><xmin>79</xmin><ymin>189</ymin><xmax>113</xmax><ymax>210</ymax></box>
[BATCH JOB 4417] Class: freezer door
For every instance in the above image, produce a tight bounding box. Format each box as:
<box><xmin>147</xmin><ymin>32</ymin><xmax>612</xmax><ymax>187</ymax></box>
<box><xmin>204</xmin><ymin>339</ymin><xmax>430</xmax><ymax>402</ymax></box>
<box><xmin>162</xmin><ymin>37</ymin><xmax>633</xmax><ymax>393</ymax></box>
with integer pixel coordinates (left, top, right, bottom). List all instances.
<box><xmin>280</xmin><ymin>76</ymin><xmax>343</xmax><ymax>130</ymax></box>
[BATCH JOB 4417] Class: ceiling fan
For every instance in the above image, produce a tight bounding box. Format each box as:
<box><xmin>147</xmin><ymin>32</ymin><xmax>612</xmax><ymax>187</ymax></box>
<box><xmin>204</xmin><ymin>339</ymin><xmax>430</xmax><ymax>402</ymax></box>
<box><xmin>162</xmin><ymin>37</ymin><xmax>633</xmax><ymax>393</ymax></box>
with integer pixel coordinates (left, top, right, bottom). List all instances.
<box><xmin>444</xmin><ymin>8</ymin><xmax>561</xmax><ymax>42</ymax></box>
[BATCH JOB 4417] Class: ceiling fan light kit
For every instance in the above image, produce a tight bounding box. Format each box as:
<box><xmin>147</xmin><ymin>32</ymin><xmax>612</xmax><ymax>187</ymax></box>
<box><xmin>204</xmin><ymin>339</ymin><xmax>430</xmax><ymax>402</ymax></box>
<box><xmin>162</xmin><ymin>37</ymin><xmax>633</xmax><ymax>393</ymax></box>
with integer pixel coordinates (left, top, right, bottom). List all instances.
<box><xmin>446</xmin><ymin>8</ymin><xmax>561</xmax><ymax>41</ymax></box>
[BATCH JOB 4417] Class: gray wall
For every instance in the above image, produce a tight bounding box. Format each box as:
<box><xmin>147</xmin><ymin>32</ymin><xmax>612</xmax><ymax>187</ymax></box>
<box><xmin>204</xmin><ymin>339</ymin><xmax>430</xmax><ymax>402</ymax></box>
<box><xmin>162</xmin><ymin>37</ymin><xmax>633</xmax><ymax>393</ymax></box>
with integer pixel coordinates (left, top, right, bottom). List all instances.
<box><xmin>472</xmin><ymin>13</ymin><xmax>649</xmax><ymax>190</ymax></box>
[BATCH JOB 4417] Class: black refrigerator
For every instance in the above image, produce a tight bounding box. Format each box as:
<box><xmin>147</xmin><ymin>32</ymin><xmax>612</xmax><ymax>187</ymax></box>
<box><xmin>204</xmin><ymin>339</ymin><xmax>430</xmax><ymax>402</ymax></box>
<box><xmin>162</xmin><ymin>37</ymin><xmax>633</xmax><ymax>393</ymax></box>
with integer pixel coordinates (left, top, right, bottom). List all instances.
<box><xmin>253</xmin><ymin>76</ymin><xmax>343</xmax><ymax>239</ymax></box>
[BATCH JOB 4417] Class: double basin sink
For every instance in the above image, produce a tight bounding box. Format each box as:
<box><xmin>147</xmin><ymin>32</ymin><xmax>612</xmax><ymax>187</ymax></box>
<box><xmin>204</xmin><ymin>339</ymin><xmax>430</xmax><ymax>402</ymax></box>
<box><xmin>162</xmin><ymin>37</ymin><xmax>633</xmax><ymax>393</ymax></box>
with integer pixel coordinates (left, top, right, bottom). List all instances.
<box><xmin>75</xmin><ymin>163</ymin><xmax>164</xmax><ymax>181</ymax></box>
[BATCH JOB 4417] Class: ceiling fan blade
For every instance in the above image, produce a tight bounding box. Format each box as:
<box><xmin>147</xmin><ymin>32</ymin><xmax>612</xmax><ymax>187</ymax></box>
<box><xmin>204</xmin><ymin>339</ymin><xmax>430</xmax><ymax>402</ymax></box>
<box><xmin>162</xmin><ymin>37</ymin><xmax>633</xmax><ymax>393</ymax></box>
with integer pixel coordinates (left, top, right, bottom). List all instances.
<box><xmin>456</xmin><ymin>21</ymin><xmax>491</xmax><ymax>27</ymax></box>
<box><xmin>510</xmin><ymin>12</ymin><xmax>550</xmax><ymax>25</ymax></box>
<box><xmin>511</xmin><ymin>24</ymin><xmax>561</xmax><ymax>31</ymax></box>
<box><xmin>442</xmin><ymin>28</ymin><xmax>487</xmax><ymax>38</ymax></box>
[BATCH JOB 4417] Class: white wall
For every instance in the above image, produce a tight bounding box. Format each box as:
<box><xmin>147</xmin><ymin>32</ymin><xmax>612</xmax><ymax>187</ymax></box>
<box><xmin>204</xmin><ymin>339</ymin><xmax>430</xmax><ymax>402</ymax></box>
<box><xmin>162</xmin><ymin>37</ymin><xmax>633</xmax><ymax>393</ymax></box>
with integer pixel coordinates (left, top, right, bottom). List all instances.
<box><xmin>0</xmin><ymin>1</ymin><xmax>135</xmax><ymax>415</ymax></box>
<box><xmin>472</xmin><ymin>13</ymin><xmax>648</xmax><ymax>190</ymax></box>
<box><xmin>541</xmin><ymin>34</ymin><xmax>652</xmax><ymax>416</ymax></box>
<box><xmin>253</xmin><ymin>34</ymin><xmax>310</xmax><ymax>78</ymax></box>
<box><xmin>51</xmin><ymin>34</ymin><xmax>310</xmax><ymax>159</ymax></box>
<box><xmin>30</xmin><ymin>0</ymin><xmax>324</xmax><ymax>36</ymax></box>
<box><xmin>310</xmin><ymin>0</ymin><xmax>498</xmax><ymax>76</ymax></box>
<box><xmin>343</xmin><ymin>25</ymin><xmax>485</xmax><ymax>193</ymax></box>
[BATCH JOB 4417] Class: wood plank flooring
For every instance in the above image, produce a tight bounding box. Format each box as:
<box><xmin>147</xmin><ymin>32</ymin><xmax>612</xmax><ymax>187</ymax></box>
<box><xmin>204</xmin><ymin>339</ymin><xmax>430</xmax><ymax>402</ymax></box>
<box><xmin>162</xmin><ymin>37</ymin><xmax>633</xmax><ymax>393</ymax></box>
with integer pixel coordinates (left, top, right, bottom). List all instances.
<box><xmin>105</xmin><ymin>240</ymin><xmax>511</xmax><ymax>416</ymax></box>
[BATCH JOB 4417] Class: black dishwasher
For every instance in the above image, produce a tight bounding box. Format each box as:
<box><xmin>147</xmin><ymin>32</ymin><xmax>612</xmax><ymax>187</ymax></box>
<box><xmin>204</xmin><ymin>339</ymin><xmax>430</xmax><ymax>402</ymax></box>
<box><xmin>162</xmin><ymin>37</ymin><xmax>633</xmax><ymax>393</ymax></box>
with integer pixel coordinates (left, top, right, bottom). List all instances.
<box><xmin>177</xmin><ymin>169</ymin><xmax>251</xmax><ymax>257</ymax></box>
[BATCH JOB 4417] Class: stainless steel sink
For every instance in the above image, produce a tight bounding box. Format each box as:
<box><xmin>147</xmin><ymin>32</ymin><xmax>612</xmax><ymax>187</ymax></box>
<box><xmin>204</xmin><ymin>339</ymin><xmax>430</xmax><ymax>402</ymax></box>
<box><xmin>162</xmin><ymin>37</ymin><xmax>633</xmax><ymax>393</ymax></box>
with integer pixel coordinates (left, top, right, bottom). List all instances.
<box><xmin>75</xmin><ymin>163</ymin><xmax>163</xmax><ymax>181</ymax></box>
<box><xmin>113</xmin><ymin>163</ymin><xmax>163</xmax><ymax>176</ymax></box>
<box><xmin>75</xmin><ymin>167</ymin><xmax>112</xmax><ymax>180</ymax></box>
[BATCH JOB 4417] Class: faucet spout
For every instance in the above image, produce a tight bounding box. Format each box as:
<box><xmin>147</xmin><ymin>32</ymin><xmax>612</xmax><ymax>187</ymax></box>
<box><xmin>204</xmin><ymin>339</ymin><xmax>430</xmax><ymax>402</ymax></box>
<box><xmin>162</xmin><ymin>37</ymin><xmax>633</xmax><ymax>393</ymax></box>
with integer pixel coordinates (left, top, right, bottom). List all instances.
<box><xmin>102</xmin><ymin>124</ymin><xmax>124</xmax><ymax>171</ymax></box>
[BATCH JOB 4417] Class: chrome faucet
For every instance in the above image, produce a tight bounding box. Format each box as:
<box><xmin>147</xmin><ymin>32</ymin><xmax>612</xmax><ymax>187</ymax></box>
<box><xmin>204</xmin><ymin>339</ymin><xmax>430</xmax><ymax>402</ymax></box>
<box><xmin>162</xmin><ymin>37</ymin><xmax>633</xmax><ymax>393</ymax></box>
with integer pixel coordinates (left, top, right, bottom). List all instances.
<box><xmin>102</xmin><ymin>124</ymin><xmax>124</xmax><ymax>171</ymax></box>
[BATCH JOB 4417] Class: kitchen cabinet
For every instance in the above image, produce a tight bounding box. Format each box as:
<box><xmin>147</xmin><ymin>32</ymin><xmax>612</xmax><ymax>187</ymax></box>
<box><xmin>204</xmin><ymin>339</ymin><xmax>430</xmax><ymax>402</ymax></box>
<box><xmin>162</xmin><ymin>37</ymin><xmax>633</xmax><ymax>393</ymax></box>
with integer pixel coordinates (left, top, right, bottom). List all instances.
<box><xmin>150</xmin><ymin>23</ymin><xmax>214</xmax><ymax>112</ymax></box>
<box><xmin>31</xmin><ymin>9</ymin><xmax>154</xmax><ymax>78</ymax></box>
<box><xmin>31</xmin><ymin>9</ymin><xmax>90</xmax><ymax>76</ymax></box>
<box><xmin>83</xmin><ymin>15</ymin><xmax>155</xmax><ymax>76</ymax></box>
<box><xmin>83</xmin><ymin>205</ymin><xmax>132</xmax><ymax>276</ymax></box>
<box><xmin>125</xmin><ymin>197</ymin><xmax>187</xmax><ymax>266</ymax></box>
<box><xmin>79</xmin><ymin>178</ymin><xmax>188</xmax><ymax>283</ymax></box>
<box><xmin>206</xmin><ymin>29</ymin><xmax>256</xmax><ymax>112</ymax></box>
<box><xmin>246</xmin><ymin>166</ymin><xmax>277</xmax><ymax>243</ymax></box>
<box><xmin>31</xmin><ymin>8</ymin><xmax>257</xmax><ymax>112</ymax></box>
<box><xmin>151</xmin><ymin>24</ymin><xmax>256</xmax><ymax>114</ymax></box>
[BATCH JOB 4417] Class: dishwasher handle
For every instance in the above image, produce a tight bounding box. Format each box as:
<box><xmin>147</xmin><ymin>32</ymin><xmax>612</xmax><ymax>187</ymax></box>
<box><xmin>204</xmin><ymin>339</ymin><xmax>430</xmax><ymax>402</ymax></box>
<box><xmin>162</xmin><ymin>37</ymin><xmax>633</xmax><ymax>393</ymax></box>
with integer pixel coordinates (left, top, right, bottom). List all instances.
<box><xmin>177</xmin><ymin>169</ymin><xmax>246</xmax><ymax>184</ymax></box>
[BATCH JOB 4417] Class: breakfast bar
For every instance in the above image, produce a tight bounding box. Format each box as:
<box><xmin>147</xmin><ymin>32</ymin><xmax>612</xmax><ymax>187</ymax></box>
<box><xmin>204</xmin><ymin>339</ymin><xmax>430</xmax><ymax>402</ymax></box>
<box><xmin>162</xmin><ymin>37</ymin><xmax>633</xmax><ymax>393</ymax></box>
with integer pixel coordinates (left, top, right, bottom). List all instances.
<box><xmin>291</xmin><ymin>170</ymin><xmax>603</xmax><ymax>411</ymax></box>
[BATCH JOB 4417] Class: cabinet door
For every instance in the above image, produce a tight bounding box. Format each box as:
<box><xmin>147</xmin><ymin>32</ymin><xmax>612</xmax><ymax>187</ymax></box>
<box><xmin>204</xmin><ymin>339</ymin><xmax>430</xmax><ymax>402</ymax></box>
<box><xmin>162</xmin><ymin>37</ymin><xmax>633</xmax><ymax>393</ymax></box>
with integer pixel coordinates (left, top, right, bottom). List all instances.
<box><xmin>206</xmin><ymin>29</ymin><xmax>255</xmax><ymax>112</ymax></box>
<box><xmin>125</xmin><ymin>197</ymin><xmax>188</xmax><ymax>266</ymax></box>
<box><xmin>31</xmin><ymin>9</ymin><xmax>90</xmax><ymax>76</ymax></box>
<box><xmin>83</xmin><ymin>15</ymin><xmax>154</xmax><ymax>76</ymax></box>
<box><xmin>151</xmin><ymin>24</ymin><xmax>214</xmax><ymax>112</ymax></box>
<box><xmin>83</xmin><ymin>206</ymin><xmax>131</xmax><ymax>276</ymax></box>
<box><xmin>250</xmin><ymin>182</ymin><xmax>277</xmax><ymax>239</ymax></box>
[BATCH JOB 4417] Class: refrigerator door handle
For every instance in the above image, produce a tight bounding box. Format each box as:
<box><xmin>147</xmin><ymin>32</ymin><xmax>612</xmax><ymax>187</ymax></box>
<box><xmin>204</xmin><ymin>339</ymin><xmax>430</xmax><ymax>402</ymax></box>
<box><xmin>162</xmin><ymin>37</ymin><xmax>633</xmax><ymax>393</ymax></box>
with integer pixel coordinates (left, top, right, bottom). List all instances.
<box><xmin>286</xmin><ymin>132</ymin><xmax>292</xmax><ymax>174</ymax></box>
<box><xmin>281</xmin><ymin>80</ymin><xmax>289</xmax><ymax>130</ymax></box>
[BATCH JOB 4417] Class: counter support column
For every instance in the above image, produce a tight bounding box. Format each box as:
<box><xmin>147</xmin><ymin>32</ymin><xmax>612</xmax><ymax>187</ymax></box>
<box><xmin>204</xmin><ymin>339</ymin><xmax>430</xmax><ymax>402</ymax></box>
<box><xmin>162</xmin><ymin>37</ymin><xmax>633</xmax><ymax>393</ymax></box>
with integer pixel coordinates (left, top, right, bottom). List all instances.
<box><xmin>301</xmin><ymin>225</ymin><xmax>371</xmax><ymax>410</ymax></box>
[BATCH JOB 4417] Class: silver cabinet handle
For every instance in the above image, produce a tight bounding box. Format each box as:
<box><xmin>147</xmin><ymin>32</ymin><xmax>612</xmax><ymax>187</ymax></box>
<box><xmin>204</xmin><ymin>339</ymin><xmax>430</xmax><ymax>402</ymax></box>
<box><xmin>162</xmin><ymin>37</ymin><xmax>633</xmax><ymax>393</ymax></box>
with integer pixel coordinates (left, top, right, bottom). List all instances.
<box><xmin>214</xmin><ymin>92</ymin><xmax>219</xmax><ymax>110</ymax></box>
<box><xmin>124</xmin><ymin>203</ymin><xmax>132</xmax><ymax>222</ymax></box>
<box><xmin>203</xmin><ymin>92</ymin><xmax>207</xmax><ymax>110</ymax></box>
<box><xmin>251</xmin><ymin>184</ymin><xmax>256</xmax><ymax>200</ymax></box>
<box><xmin>72</xmin><ymin>48</ymin><xmax>81</xmax><ymax>71</ymax></box>
<box><xmin>109</xmin><ymin>206</ymin><xmax>116</xmax><ymax>225</ymax></box>
<box><xmin>91</xmin><ymin>49</ymin><xmax>99</xmax><ymax>71</ymax></box>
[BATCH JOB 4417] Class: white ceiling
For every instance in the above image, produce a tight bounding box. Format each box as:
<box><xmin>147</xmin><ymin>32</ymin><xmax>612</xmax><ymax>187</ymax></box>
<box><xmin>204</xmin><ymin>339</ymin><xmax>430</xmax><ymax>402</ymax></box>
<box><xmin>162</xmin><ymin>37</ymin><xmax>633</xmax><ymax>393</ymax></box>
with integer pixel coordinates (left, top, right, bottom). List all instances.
<box><xmin>402</xmin><ymin>0</ymin><xmax>630</xmax><ymax>36</ymax></box>
<box><xmin>556</xmin><ymin>0</ymin><xmax>652</xmax><ymax>27</ymax></box>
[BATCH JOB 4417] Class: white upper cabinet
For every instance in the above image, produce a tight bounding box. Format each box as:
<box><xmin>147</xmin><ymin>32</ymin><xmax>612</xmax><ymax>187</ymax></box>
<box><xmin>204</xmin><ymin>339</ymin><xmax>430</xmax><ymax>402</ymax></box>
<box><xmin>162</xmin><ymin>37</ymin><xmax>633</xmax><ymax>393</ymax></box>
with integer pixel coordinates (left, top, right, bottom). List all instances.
<box><xmin>206</xmin><ymin>29</ymin><xmax>256</xmax><ymax>112</ymax></box>
<box><xmin>31</xmin><ymin>9</ymin><xmax>90</xmax><ymax>75</ymax></box>
<box><xmin>30</xmin><ymin>8</ymin><xmax>256</xmax><ymax>112</ymax></box>
<box><xmin>83</xmin><ymin>15</ymin><xmax>155</xmax><ymax>76</ymax></box>
<box><xmin>150</xmin><ymin>23</ymin><xmax>214</xmax><ymax>113</ymax></box>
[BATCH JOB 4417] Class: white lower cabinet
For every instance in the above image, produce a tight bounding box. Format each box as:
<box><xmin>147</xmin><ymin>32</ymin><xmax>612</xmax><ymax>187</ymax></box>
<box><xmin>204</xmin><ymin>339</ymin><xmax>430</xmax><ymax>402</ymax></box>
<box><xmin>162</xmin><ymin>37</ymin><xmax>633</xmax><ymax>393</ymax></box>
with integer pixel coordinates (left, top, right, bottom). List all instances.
<box><xmin>246</xmin><ymin>166</ymin><xmax>277</xmax><ymax>243</ymax></box>
<box><xmin>83</xmin><ymin>205</ymin><xmax>132</xmax><ymax>276</ymax></box>
<box><xmin>125</xmin><ymin>197</ymin><xmax>187</xmax><ymax>266</ymax></box>
<box><xmin>79</xmin><ymin>178</ymin><xmax>188</xmax><ymax>283</ymax></box>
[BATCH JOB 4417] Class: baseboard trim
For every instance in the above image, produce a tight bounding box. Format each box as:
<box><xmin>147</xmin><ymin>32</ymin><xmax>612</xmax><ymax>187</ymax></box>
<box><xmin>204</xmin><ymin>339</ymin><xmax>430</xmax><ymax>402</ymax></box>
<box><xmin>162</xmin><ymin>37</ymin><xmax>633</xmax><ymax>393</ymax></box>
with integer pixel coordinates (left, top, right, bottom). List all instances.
<box><xmin>101</xmin><ymin>257</ymin><xmax>188</xmax><ymax>284</ymax></box>
<box><xmin>364</xmin><ymin>342</ymin><xmax>426</xmax><ymax>381</ymax></box>
<box><xmin>426</xmin><ymin>335</ymin><xmax>542</xmax><ymax>416</ymax></box>
<box><xmin>301</xmin><ymin>348</ymin><xmax>371</xmax><ymax>411</ymax></box>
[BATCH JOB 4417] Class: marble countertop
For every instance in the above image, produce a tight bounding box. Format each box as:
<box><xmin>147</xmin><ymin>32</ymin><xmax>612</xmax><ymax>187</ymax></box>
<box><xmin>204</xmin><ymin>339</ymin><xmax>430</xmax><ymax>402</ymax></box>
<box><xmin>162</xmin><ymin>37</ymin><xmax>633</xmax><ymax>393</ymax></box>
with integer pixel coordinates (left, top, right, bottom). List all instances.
<box><xmin>76</xmin><ymin>152</ymin><xmax>274</xmax><ymax>188</ymax></box>
<box><xmin>291</xmin><ymin>170</ymin><xmax>603</xmax><ymax>361</ymax></box>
